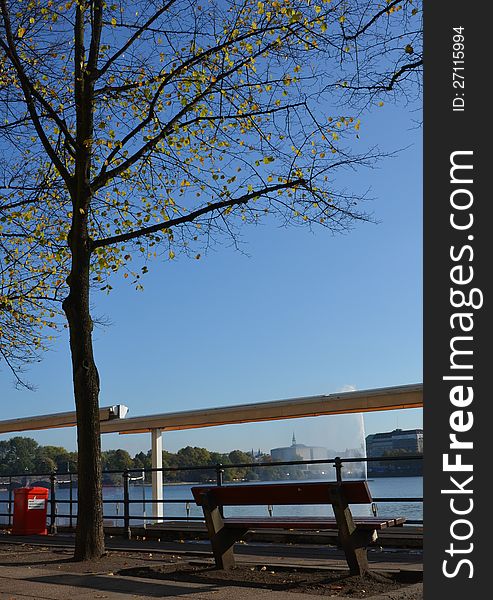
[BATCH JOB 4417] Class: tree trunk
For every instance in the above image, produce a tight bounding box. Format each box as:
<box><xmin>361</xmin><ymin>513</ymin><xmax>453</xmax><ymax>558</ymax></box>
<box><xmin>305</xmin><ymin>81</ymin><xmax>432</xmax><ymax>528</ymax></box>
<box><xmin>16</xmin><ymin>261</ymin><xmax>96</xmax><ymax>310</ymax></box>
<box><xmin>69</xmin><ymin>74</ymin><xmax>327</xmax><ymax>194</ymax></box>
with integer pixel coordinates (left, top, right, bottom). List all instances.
<box><xmin>62</xmin><ymin>235</ymin><xmax>105</xmax><ymax>560</ymax></box>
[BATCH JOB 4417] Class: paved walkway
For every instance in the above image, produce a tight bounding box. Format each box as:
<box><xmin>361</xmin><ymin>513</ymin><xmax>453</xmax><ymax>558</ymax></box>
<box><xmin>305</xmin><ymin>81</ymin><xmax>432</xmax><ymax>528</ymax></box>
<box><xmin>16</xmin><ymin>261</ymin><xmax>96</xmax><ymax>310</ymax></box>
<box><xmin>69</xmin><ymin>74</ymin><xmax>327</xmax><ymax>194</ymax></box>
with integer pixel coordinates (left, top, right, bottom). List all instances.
<box><xmin>0</xmin><ymin>534</ymin><xmax>424</xmax><ymax>573</ymax></box>
<box><xmin>0</xmin><ymin>564</ymin><xmax>423</xmax><ymax>600</ymax></box>
<box><xmin>0</xmin><ymin>535</ymin><xmax>423</xmax><ymax>599</ymax></box>
<box><xmin>0</xmin><ymin>563</ymin><xmax>314</xmax><ymax>600</ymax></box>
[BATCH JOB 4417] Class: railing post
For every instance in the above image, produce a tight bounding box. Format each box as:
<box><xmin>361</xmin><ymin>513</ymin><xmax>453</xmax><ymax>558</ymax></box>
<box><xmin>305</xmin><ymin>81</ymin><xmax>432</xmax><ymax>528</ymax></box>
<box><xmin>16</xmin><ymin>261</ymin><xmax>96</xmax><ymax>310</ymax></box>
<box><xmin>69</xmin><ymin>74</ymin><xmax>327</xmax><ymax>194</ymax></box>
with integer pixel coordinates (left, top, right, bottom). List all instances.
<box><xmin>8</xmin><ymin>477</ymin><xmax>12</xmax><ymax>527</ymax></box>
<box><xmin>216</xmin><ymin>463</ymin><xmax>224</xmax><ymax>517</ymax></box>
<box><xmin>69</xmin><ymin>473</ymin><xmax>73</xmax><ymax>529</ymax></box>
<box><xmin>216</xmin><ymin>463</ymin><xmax>224</xmax><ymax>486</ymax></box>
<box><xmin>49</xmin><ymin>472</ymin><xmax>57</xmax><ymax>534</ymax></box>
<box><xmin>123</xmin><ymin>469</ymin><xmax>131</xmax><ymax>539</ymax></box>
<box><xmin>334</xmin><ymin>456</ymin><xmax>343</xmax><ymax>483</ymax></box>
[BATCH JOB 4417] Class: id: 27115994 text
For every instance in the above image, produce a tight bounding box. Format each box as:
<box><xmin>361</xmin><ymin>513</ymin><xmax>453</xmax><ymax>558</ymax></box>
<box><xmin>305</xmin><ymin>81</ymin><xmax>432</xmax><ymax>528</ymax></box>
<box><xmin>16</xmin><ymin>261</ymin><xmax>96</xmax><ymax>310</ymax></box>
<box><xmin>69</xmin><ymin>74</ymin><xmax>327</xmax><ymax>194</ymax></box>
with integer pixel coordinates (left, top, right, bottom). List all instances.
<box><xmin>452</xmin><ymin>27</ymin><xmax>465</xmax><ymax>112</ymax></box>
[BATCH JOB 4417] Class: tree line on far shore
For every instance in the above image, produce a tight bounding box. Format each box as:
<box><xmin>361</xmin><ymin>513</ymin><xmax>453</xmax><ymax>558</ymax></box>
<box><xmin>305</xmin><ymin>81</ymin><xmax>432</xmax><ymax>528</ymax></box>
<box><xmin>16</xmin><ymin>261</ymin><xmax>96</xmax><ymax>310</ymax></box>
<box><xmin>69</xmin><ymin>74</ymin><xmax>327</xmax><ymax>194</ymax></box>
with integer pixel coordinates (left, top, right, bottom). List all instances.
<box><xmin>0</xmin><ymin>437</ymin><xmax>422</xmax><ymax>485</ymax></box>
<box><xmin>0</xmin><ymin>436</ymin><xmax>309</xmax><ymax>485</ymax></box>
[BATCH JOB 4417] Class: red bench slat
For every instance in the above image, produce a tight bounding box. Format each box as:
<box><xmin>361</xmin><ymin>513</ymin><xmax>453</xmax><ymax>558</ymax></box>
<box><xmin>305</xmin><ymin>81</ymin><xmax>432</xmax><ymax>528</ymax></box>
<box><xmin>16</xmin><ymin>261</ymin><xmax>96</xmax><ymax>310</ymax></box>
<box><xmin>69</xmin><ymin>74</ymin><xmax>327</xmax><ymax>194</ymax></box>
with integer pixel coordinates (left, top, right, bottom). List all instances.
<box><xmin>192</xmin><ymin>480</ymin><xmax>372</xmax><ymax>506</ymax></box>
<box><xmin>222</xmin><ymin>516</ymin><xmax>399</xmax><ymax>530</ymax></box>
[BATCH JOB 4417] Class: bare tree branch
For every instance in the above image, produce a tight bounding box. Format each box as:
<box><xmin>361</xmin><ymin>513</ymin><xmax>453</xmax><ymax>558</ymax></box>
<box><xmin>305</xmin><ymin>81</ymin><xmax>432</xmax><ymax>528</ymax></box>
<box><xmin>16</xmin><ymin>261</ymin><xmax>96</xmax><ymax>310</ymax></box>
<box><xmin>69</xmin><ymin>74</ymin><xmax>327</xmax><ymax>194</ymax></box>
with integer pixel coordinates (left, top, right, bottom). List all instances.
<box><xmin>92</xmin><ymin>178</ymin><xmax>306</xmax><ymax>249</ymax></box>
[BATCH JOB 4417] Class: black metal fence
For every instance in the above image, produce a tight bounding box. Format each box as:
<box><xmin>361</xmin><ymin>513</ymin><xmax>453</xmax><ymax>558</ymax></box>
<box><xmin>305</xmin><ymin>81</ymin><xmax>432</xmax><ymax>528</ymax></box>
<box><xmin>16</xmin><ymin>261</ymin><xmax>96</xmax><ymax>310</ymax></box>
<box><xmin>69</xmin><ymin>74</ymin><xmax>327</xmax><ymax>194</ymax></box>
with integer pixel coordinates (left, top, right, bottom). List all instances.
<box><xmin>0</xmin><ymin>454</ymin><xmax>423</xmax><ymax>535</ymax></box>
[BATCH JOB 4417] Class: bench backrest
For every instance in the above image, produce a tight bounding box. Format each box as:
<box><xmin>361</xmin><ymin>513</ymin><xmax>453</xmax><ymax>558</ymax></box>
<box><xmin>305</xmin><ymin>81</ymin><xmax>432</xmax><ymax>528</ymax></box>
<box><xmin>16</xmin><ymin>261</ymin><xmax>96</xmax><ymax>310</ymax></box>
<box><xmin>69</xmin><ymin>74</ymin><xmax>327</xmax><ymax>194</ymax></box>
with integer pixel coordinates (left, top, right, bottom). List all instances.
<box><xmin>191</xmin><ymin>481</ymin><xmax>372</xmax><ymax>506</ymax></box>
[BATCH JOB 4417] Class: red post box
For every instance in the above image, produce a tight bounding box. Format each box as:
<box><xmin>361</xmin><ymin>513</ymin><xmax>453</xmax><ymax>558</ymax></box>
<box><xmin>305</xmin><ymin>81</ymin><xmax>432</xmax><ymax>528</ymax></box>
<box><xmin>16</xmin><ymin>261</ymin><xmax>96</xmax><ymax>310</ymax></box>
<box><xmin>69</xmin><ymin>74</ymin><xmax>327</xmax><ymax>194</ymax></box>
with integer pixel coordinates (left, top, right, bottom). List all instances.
<box><xmin>12</xmin><ymin>487</ymin><xmax>49</xmax><ymax>535</ymax></box>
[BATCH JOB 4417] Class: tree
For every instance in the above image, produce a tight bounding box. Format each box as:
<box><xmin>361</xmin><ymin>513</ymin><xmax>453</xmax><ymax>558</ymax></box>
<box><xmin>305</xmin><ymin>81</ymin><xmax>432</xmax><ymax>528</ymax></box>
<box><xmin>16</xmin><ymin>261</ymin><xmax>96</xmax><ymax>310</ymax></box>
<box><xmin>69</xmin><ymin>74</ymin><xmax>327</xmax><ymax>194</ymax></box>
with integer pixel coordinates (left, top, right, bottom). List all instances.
<box><xmin>133</xmin><ymin>450</ymin><xmax>152</xmax><ymax>470</ymax></box>
<box><xmin>101</xmin><ymin>448</ymin><xmax>133</xmax><ymax>483</ymax></box>
<box><xmin>0</xmin><ymin>0</ymin><xmax>422</xmax><ymax>559</ymax></box>
<box><xmin>227</xmin><ymin>449</ymin><xmax>252</xmax><ymax>480</ymax></box>
<box><xmin>40</xmin><ymin>445</ymin><xmax>78</xmax><ymax>473</ymax></box>
<box><xmin>0</xmin><ymin>246</ymin><xmax>61</xmax><ymax>388</ymax></box>
<box><xmin>175</xmin><ymin>445</ymin><xmax>215</xmax><ymax>481</ymax></box>
<box><xmin>33</xmin><ymin>448</ymin><xmax>57</xmax><ymax>475</ymax></box>
<box><xmin>0</xmin><ymin>436</ymin><xmax>38</xmax><ymax>475</ymax></box>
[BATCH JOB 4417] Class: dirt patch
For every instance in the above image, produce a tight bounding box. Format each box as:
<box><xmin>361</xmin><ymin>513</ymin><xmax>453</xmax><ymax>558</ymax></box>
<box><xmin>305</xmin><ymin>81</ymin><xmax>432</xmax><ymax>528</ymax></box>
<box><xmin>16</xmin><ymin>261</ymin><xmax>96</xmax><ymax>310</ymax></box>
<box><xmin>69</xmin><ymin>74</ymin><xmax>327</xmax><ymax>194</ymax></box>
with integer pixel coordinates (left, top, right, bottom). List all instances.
<box><xmin>119</xmin><ymin>562</ymin><xmax>422</xmax><ymax>598</ymax></box>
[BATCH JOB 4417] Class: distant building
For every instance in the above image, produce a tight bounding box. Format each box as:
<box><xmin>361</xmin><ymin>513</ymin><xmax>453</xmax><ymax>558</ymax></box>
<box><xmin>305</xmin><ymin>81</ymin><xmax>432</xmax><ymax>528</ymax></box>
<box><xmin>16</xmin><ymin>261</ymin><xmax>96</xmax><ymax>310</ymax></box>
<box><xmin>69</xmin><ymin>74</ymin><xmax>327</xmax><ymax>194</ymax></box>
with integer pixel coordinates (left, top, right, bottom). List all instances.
<box><xmin>366</xmin><ymin>428</ymin><xmax>423</xmax><ymax>455</ymax></box>
<box><xmin>271</xmin><ymin>433</ymin><xmax>329</xmax><ymax>463</ymax></box>
<box><xmin>250</xmin><ymin>448</ymin><xmax>264</xmax><ymax>461</ymax></box>
<box><xmin>270</xmin><ymin>434</ymin><xmax>367</xmax><ymax>478</ymax></box>
<box><xmin>366</xmin><ymin>429</ymin><xmax>423</xmax><ymax>476</ymax></box>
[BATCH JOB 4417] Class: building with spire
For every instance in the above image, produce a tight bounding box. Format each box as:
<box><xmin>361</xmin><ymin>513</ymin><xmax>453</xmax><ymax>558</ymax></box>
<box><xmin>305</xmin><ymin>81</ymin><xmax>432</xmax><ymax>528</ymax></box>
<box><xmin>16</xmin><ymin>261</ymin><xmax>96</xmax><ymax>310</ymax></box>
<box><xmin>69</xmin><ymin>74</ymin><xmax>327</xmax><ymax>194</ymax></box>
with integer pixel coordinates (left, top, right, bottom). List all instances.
<box><xmin>269</xmin><ymin>434</ymin><xmax>367</xmax><ymax>478</ymax></box>
<box><xmin>270</xmin><ymin>434</ymin><xmax>330</xmax><ymax>466</ymax></box>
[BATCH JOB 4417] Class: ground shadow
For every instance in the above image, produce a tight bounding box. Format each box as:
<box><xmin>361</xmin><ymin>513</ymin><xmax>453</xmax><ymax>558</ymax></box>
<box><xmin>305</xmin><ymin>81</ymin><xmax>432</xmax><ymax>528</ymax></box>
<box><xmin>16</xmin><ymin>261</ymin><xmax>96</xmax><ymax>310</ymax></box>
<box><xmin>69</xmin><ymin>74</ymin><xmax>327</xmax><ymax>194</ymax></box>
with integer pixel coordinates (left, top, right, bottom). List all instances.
<box><xmin>118</xmin><ymin>563</ymin><xmax>423</xmax><ymax>595</ymax></box>
<box><xmin>0</xmin><ymin>557</ymin><xmax>75</xmax><ymax>568</ymax></box>
<box><xmin>27</xmin><ymin>572</ymin><xmax>215</xmax><ymax>597</ymax></box>
<box><xmin>120</xmin><ymin>565</ymin><xmax>304</xmax><ymax>591</ymax></box>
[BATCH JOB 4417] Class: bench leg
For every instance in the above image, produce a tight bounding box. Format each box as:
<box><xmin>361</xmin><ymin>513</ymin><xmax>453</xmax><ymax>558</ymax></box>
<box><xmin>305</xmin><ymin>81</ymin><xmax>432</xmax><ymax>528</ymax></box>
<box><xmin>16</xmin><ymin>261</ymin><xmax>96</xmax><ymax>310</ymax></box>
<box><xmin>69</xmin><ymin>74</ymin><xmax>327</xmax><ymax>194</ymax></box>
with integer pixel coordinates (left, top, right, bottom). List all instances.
<box><xmin>209</xmin><ymin>528</ymin><xmax>247</xmax><ymax>569</ymax></box>
<box><xmin>330</xmin><ymin>487</ymin><xmax>375</xmax><ymax>576</ymax></box>
<box><xmin>210</xmin><ymin>530</ymin><xmax>236</xmax><ymax>569</ymax></box>
<box><xmin>338</xmin><ymin>529</ymin><xmax>376</xmax><ymax>576</ymax></box>
<box><xmin>202</xmin><ymin>498</ymin><xmax>248</xmax><ymax>569</ymax></box>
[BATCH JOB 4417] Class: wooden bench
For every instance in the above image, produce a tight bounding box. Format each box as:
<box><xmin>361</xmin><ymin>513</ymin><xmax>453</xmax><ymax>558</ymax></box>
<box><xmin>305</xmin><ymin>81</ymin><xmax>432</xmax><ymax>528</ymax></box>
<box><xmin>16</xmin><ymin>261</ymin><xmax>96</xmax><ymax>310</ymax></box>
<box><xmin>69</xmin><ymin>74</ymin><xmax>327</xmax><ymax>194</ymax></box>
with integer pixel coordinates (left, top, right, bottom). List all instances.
<box><xmin>192</xmin><ymin>481</ymin><xmax>405</xmax><ymax>575</ymax></box>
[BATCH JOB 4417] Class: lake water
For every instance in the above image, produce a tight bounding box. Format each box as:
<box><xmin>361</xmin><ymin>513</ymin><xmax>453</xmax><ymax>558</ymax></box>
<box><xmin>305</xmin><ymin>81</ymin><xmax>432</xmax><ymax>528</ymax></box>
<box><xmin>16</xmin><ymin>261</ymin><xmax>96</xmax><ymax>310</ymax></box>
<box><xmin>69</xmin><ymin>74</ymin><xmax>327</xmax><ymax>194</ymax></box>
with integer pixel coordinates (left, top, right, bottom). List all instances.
<box><xmin>0</xmin><ymin>476</ymin><xmax>423</xmax><ymax>526</ymax></box>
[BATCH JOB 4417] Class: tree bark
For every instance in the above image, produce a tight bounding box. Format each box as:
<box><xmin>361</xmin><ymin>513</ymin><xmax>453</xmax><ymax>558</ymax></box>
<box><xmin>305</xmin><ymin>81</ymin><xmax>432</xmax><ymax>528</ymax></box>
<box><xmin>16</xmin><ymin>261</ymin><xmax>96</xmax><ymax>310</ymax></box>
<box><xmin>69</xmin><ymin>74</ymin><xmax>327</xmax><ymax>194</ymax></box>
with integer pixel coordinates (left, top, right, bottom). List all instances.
<box><xmin>60</xmin><ymin>0</ymin><xmax>105</xmax><ymax>560</ymax></box>
<box><xmin>62</xmin><ymin>231</ymin><xmax>105</xmax><ymax>560</ymax></box>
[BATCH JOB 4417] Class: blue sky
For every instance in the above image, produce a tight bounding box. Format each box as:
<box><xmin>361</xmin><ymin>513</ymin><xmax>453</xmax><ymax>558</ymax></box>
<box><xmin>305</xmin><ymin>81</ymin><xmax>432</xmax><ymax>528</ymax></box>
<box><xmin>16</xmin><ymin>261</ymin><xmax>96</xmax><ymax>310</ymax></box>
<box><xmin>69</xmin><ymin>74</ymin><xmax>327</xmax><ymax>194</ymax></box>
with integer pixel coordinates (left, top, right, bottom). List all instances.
<box><xmin>0</xmin><ymin>103</ymin><xmax>422</xmax><ymax>456</ymax></box>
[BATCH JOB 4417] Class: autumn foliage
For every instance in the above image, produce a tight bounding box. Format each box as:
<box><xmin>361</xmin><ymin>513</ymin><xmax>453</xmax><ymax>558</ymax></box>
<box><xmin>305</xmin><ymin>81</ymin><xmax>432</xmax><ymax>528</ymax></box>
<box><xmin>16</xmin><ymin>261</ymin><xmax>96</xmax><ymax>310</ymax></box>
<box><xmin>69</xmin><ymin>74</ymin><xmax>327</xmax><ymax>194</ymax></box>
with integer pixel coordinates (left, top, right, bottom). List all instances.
<box><xmin>1</xmin><ymin>0</ymin><xmax>422</xmax><ymax>558</ymax></box>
